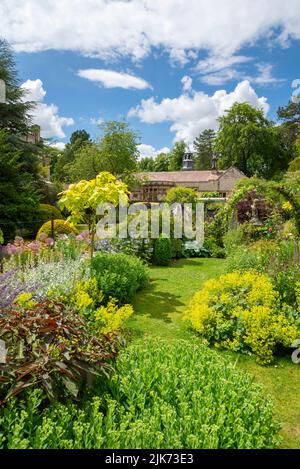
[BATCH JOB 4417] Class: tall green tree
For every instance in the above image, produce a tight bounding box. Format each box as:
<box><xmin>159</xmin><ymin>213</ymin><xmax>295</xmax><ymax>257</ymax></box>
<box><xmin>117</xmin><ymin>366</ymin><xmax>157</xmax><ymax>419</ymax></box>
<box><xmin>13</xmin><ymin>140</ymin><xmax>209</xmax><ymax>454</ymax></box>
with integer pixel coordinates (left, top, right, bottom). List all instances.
<box><xmin>63</xmin><ymin>122</ymin><xmax>139</xmax><ymax>182</ymax></box>
<box><xmin>277</xmin><ymin>101</ymin><xmax>300</xmax><ymax>142</ymax></box>
<box><xmin>66</xmin><ymin>143</ymin><xmax>103</xmax><ymax>181</ymax></box>
<box><xmin>153</xmin><ymin>152</ymin><xmax>170</xmax><ymax>172</ymax></box>
<box><xmin>0</xmin><ymin>38</ymin><xmax>41</xmax><ymax>179</ymax></box>
<box><xmin>0</xmin><ymin>39</ymin><xmax>32</xmax><ymax>134</ymax></box>
<box><xmin>0</xmin><ymin>130</ymin><xmax>39</xmax><ymax>241</ymax></box>
<box><xmin>215</xmin><ymin>102</ymin><xmax>289</xmax><ymax>178</ymax></box>
<box><xmin>0</xmin><ymin>39</ymin><xmax>43</xmax><ymax>239</ymax></box>
<box><xmin>97</xmin><ymin>121</ymin><xmax>139</xmax><ymax>176</ymax></box>
<box><xmin>52</xmin><ymin>130</ymin><xmax>91</xmax><ymax>182</ymax></box>
<box><xmin>193</xmin><ymin>129</ymin><xmax>216</xmax><ymax>170</ymax></box>
<box><xmin>168</xmin><ymin>141</ymin><xmax>186</xmax><ymax>170</ymax></box>
<box><xmin>277</xmin><ymin>101</ymin><xmax>300</xmax><ymax>163</ymax></box>
<box><xmin>138</xmin><ymin>156</ymin><xmax>155</xmax><ymax>172</ymax></box>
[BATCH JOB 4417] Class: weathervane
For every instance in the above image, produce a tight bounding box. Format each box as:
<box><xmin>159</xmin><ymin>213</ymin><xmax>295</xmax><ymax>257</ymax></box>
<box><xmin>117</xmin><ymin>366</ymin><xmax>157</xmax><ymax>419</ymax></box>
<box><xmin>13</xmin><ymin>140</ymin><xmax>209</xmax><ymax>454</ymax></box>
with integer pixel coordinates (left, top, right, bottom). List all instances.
<box><xmin>211</xmin><ymin>152</ymin><xmax>218</xmax><ymax>171</ymax></box>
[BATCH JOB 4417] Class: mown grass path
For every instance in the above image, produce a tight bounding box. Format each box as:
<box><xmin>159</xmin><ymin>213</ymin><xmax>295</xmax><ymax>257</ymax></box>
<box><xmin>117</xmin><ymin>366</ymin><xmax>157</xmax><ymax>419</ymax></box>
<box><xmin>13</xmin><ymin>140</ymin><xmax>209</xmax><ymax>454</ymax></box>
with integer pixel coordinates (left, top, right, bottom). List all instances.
<box><xmin>128</xmin><ymin>258</ymin><xmax>300</xmax><ymax>449</ymax></box>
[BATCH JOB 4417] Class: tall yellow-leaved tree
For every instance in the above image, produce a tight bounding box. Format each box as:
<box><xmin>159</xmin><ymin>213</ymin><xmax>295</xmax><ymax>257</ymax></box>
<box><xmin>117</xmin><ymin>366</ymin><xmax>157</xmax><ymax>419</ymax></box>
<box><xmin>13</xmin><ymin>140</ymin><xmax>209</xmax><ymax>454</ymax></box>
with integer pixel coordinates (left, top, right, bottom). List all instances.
<box><xmin>59</xmin><ymin>172</ymin><xmax>129</xmax><ymax>258</ymax></box>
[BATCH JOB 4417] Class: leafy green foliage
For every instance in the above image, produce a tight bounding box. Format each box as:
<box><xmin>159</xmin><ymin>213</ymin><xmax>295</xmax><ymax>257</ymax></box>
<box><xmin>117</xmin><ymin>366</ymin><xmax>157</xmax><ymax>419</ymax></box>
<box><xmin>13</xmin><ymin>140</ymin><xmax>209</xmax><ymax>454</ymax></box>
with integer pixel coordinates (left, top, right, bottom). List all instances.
<box><xmin>138</xmin><ymin>156</ymin><xmax>155</xmax><ymax>172</ymax></box>
<box><xmin>51</xmin><ymin>130</ymin><xmax>92</xmax><ymax>182</ymax></box>
<box><xmin>182</xmin><ymin>241</ymin><xmax>210</xmax><ymax>258</ymax></box>
<box><xmin>184</xmin><ymin>270</ymin><xmax>298</xmax><ymax>364</ymax></box>
<box><xmin>58</xmin><ymin>171</ymin><xmax>129</xmax><ymax>256</ymax></box>
<box><xmin>289</xmin><ymin>156</ymin><xmax>300</xmax><ymax>172</ymax></box>
<box><xmin>54</xmin><ymin>122</ymin><xmax>139</xmax><ymax>182</ymax></box>
<box><xmin>153</xmin><ymin>236</ymin><xmax>173</xmax><ymax>266</ymax></box>
<box><xmin>168</xmin><ymin>141</ymin><xmax>186</xmax><ymax>171</ymax></box>
<box><xmin>0</xmin><ymin>300</ymin><xmax>117</xmax><ymax>403</ymax></box>
<box><xmin>65</xmin><ymin>143</ymin><xmax>104</xmax><ymax>182</ymax></box>
<box><xmin>39</xmin><ymin>204</ymin><xmax>63</xmax><ymax>221</ymax></box>
<box><xmin>0</xmin><ymin>340</ymin><xmax>280</xmax><ymax>448</ymax></box>
<box><xmin>164</xmin><ymin>186</ymin><xmax>198</xmax><ymax>204</ymax></box>
<box><xmin>0</xmin><ymin>39</ymin><xmax>32</xmax><ymax>134</ymax></box>
<box><xmin>97</xmin><ymin>121</ymin><xmax>139</xmax><ymax>176</ymax></box>
<box><xmin>0</xmin><ymin>130</ymin><xmax>40</xmax><ymax>241</ymax></box>
<box><xmin>226</xmin><ymin>176</ymin><xmax>300</xmax><ymax>236</ymax></box>
<box><xmin>170</xmin><ymin>238</ymin><xmax>183</xmax><ymax>259</ymax></box>
<box><xmin>277</xmin><ymin>101</ymin><xmax>300</xmax><ymax>159</ymax></box>
<box><xmin>91</xmin><ymin>252</ymin><xmax>149</xmax><ymax>305</ymax></box>
<box><xmin>193</xmin><ymin>129</ymin><xmax>216</xmax><ymax>170</ymax></box>
<box><xmin>153</xmin><ymin>152</ymin><xmax>170</xmax><ymax>171</ymax></box>
<box><xmin>203</xmin><ymin>207</ymin><xmax>227</xmax><ymax>258</ymax></box>
<box><xmin>138</xmin><ymin>150</ymin><xmax>173</xmax><ymax>172</ymax></box>
<box><xmin>59</xmin><ymin>172</ymin><xmax>128</xmax><ymax>226</ymax></box>
<box><xmin>215</xmin><ymin>102</ymin><xmax>290</xmax><ymax>178</ymax></box>
<box><xmin>226</xmin><ymin>239</ymin><xmax>300</xmax><ymax>307</ymax></box>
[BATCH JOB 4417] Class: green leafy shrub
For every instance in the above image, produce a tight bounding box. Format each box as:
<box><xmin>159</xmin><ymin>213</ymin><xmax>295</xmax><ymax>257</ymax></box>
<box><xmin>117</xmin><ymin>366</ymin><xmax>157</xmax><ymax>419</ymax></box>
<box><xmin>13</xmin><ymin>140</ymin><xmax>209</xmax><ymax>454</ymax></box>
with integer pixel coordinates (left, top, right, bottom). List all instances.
<box><xmin>184</xmin><ymin>271</ymin><xmax>298</xmax><ymax>364</ymax></box>
<box><xmin>164</xmin><ymin>187</ymin><xmax>198</xmax><ymax>204</ymax></box>
<box><xmin>64</xmin><ymin>278</ymin><xmax>134</xmax><ymax>334</ymax></box>
<box><xmin>201</xmin><ymin>192</ymin><xmax>220</xmax><ymax>198</ymax></box>
<box><xmin>171</xmin><ymin>238</ymin><xmax>183</xmax><ymax>258</ymax></box>
<box><xmin>94</xmin><ymin>300</ymin><xmax>134</xmax><ymax>334</ymax></box>
<box><xmin>91</xmin><ymin>253</ymin><xmax>149</xmax><ymax>305</ymax></box>
<box><xmin>226</xmin><ymin>244</ymin><xmax>264</xmax><ymax>272</ymax></box>
<box><xmin>203</xmin><ymin>237</ymin><xmax>225</xmax><ymax>258</ymax></box>
<box><xmin>37</xmin><ymin>220</ymin><xmax>78</xmax><ymax>240</ymax></box>
<box><xmin>223</xmin><ymin>227</ymin><xmax>246</xmax><ymax>256</ymax></box>
<box><xmin>272</xmin><ymin>265</ymin><xmax>300</xmax><ymax>307</ymax></box>
<box><xmin>0</xmin><ymin>340</ymin><xmax>280</xmax><ymax>448</ymax></box>
<box><xmin>226</xmin><ymin>240</ymin><xmax>300</xmax><ymax>307</ymax></box>
<box><xmin>153</xmin><ymin>236</ymin><xmax>173</xmax><ymax>266</ymax></box>
<box><xmin>203</xmin><ymin>209</ymin><xmax>227</xmax><ymax>258</ymax></box>
<box><xmin>0</xmin><ymin>300</ymin><xmax>117</xmax><ymax>403</ymax></box>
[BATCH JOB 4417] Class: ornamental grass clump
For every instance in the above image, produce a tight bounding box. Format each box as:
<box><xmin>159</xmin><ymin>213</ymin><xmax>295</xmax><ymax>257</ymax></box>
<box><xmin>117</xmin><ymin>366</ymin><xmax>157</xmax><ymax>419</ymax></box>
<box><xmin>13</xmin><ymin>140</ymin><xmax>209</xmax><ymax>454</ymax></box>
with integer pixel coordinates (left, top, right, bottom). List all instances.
<box><xmin>184</xmin><ymin>271</ymin><xmax>299</xmax><ymax>364</ymax></box>
<box><xmin>0</xmin><ymin>340</ymin><xmax>280</xmax><ymax>449</ymax></box>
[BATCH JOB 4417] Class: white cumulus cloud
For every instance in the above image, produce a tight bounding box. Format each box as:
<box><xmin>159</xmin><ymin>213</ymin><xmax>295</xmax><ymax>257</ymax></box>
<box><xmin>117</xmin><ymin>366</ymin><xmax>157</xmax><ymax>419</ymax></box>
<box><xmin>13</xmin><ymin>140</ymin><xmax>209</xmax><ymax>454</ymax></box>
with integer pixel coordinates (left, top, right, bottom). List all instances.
<box><xmin>78</xmin><ymin>69</ymin><xmax>151</xmax><ymax>90</ymax></box>
<box><xmin>49</xmin><ymin>141</ymin><xmax>66</xmax><ymax>151</ymax></box>
<box><xmin>137</xmin><ymin>144</ymin><xmax>170</xmax><ymax>159</ymax></box>
<box><xmin>129</xmin><ymin>80</ymin><xmax>269</xmax><ymax>144</ymax></box>
<box><xmin>21</xmin><ymin>79</ymin><xmax>74</xmax><ymax>139</ymax></box>
<box><xmin>1</xmin><ymin>0</ymin><xmax>300</xmax><ymax>62</ymax></box>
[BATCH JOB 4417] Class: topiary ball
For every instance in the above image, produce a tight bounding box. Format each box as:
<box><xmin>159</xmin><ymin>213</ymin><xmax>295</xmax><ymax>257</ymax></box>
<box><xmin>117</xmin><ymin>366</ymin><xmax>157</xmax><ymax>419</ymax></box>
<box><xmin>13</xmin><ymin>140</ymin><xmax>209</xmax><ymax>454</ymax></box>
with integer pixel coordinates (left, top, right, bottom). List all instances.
<box><xmin>36</xmin><ymin>219</ymin><xmax>79</xmax><ymax>240</ymax></box>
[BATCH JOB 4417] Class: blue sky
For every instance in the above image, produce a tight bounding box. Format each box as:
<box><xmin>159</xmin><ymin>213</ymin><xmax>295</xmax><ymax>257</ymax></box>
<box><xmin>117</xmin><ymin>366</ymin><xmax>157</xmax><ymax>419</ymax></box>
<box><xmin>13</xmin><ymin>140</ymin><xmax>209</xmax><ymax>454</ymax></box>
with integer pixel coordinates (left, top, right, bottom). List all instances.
<box><xmin>2</xmin><ymin>0</ymin><xmax>300</xmax><ymax>158</ymax></box>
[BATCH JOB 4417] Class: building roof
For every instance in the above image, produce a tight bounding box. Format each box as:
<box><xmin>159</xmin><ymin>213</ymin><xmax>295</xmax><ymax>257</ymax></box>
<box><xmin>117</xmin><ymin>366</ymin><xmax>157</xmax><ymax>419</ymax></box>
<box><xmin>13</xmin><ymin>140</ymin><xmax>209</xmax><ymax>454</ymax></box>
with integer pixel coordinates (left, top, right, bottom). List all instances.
<box><xmin>135</xmin><ymin>170</ymin><xmax>227</xmax><ymax>183</ymax></box>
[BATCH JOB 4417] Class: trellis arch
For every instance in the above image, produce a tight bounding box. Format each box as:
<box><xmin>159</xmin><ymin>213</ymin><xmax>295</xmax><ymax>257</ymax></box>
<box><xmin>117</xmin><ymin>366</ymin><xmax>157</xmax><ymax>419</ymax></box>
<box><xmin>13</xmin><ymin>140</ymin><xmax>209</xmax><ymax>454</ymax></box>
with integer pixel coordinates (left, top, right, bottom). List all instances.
<box><xmin>225</xmin><ymin>177</ymin><xmax>300</xmax><ymax>235</ymax></box>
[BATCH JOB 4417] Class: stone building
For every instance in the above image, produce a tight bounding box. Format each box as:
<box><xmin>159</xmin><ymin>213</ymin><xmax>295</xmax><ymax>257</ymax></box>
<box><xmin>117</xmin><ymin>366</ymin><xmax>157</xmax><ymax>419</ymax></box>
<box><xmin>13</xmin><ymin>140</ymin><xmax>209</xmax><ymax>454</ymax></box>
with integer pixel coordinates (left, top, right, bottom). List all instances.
<box><xmin>22</xmin><ymin>125</ymin><xmax>42</xmax><ymax>144</ymax></box>
<box><xmin>131</xmin><ymin>166</ymin><xmax>245</xmax><ymax>202</ymax></box>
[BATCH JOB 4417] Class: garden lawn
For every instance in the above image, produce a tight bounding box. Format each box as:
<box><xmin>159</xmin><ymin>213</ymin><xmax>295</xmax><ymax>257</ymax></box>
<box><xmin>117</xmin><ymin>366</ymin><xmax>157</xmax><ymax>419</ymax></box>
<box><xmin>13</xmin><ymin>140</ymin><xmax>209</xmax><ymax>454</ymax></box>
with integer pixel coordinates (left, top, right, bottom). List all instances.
<box><xmin>128</xmin><ymin>258</ymin><xmax>300</xmax><ymax>449</ymax></box>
